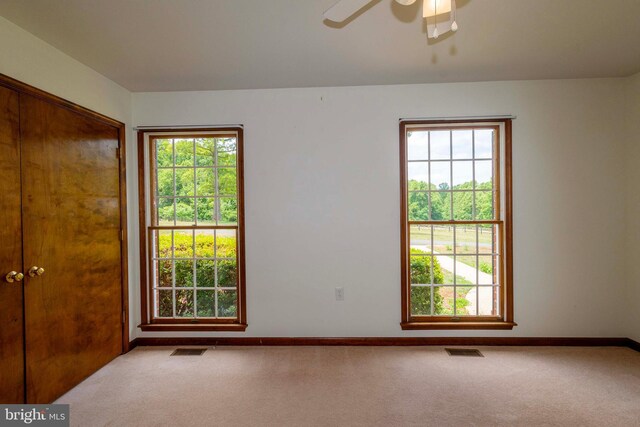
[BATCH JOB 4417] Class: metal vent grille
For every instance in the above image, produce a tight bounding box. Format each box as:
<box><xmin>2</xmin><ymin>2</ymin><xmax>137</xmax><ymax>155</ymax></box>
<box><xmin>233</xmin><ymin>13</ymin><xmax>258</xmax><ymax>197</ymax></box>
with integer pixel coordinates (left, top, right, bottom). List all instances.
<box><xmin>445</xmin><ymin>348</ymin><xmax>484</xmax><ymax>357</ymax></box>
<box><xmin>171</xmin><ymin>348</ymin><xmax>207</xmax><ymax>356</ymax></box>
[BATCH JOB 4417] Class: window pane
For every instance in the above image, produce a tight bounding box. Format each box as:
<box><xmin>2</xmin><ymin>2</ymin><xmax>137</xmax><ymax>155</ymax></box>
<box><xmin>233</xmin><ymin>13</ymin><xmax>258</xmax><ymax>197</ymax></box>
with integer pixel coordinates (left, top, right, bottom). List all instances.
<box><xmin>195</xmin><ymin>138</ymin><xmax>215</xmax><ymax>166</ymax></box>
<box><xmin>454</xmin><ymin>225</ymin><xmax>477</xmax><ymax>255</ymax></box>
<box><xmin>155</xmin><ymin>260</ymin><xmax>172</xmax><ymax>288</ymax></box>
<box><xmin>408</xmin><ymin>192</ymin><xmax>430</xmax><ymax>221</ymax></box>
<box><xmin>196</xmin><ymin>198</ymin><xmax>215</xmax><ymax>225</ymax></box>
<box><xmin>155</xmin><ymin>139</ymin><xmax>173</xmax><ymax>168</ymax></box>
<box><xmin>452</xmin><ymin>191</ymin><xmax>473</xmax><ymax>220</ymax></box>
<box><xmin>216</xmin><ymin>229</ymin><xmax>237</xmax><ymax>258</ymax></box>
<box><xmin>410</xmin><ymin>254</ymin><xmax>433</xmax><ymax>285</ymax></box>
<box><xmin>431</xmin><ymin>191</ymin><xmax>451</xmax><ymax>220</ymax></box>
<box><xmin>458</xmin><ymin>287</ymin><xmax>475</xmax><ymax>315</ymax></box>
<box><xmin>176</xmin><ymin>198</ymin><xmax>195</xmax><ymax>223</ymax></box>
<box><xmin>475</xmin><ymin>160</ymin><xmax>493</xmax><ymax>189</ymax></box>
<box><xmin>217</xmin><ymin>138</ymin><xmax>237</xmax><ymax>166</ymax></box>
<box><xmin>195</xmin><ymin>260</ymin><xmax>215</xmax><ymax>287</ymax></box>
<box><xmin>478</xmin><ymin>255</ymin><xmax>496</xmax><ymax>284</ymax></box>
<box><xmin>175</xmin><ymin>168</ymin><xmax>195</xmax><ymax>196</ymax></box>
<box><xmin>439</xmin><ymin>265</ymin><xmax>456</xmax><ymax>285</ymax></box>
<box><xmin>157</xmin><ymin>230</ymin><xmax>173</xmax><ymax>259</ymax></box>
<box><xmin>157</xmin><ymin>198</ymin><xmax>174</xmax><ymax>225</ymax></box>
<box><xmin>411</xmin><ymin>286</ymin><xmax>432</xmax><ymax>315</ymax></box>
<box><xmin>217</xmin><ymin>259</ymin><xmax>238</xmax><ymax>288</ymax></box>
<box><xmin>175</xmin><ymin>289</ymin><xmax>194</xmax><ymax>317</ymax></box>
<box><xmin>196</xmin><ymin>290</ymin><xmax>215</xmax><ymax>317</ymax></box>
<box><xmin>452</xmin><ymin>130</ymin><xmax>473</xmax><ymax>159</ymax></box>
<box><xmin>478</xmin><ymin>225</ymin><xmax>497</xmax><ymax>254</ymax></box>
<box><xmin>408</xmin><ymin>162</ymin><xmax>429</xmax><ymax>189</ymax></box>
<box><xmin>218</xmin><ymin>168</ymin><xmax>237</xmax><ymax>196</ymax></box>
<box><xmin>219</xmin><ymin>198</ymin><xmax>238</xmax><ymax>225</ymax></box>
<box><xmin>430</xmin><ymin>131</ymin><xmax>450</xmax><ymax>160</ymax></box>
<box><xmin>430</xmin><ymin>161</ymin><xmax>450</xmax><ymax>190</ymax></box>
<box><xmin>175</xmin><ymin>139</ymin><xmax>194</xmax><ymax>166</ymax></box>
<box><xmin>478</xmin><ymin>286</ymin><xmax>496</xmax><ymax>315</ymax></box>
<box><xmin>475</xmin><ymin>129</ymin><xmax>493</xmax><ymax>158</ymax></box>
<box><xmin>456</xmin><ymin>287</ymin><xmax>473</xmax><ymax>315</ymax></box>
<box><xmin>452</xmin><ymin>161</ymin><xmax>473</xmax><ymax>188</ymax></box>
<box><xmin>196</xmin><ymin>168</ymin><xmax>215</xmax><ymax>196</ymax></box>
<box><xmin>433</xmin><ymin>286</ymin><xmax>455</xmax><ymax>315</ymax></box>
<box><xmin>174</xmin><ymin>260</ymin><xmax>194</xmax><ymax>287</ymax></box>
<box><xmin>217</xmin><ymin>290</ymin><xmax>237</xmax><ymax>317</ymax></box>
<box><xmin>173</xmin><ymin>230</ymin><xmax>194</xmax><ymax>258</ymax></box>
<box><xmin>408</xmin><ymin>131</ymin><xmax>429</xmax><ymax>161</ymax></box>
<box><xmin>195</xmin><ymin>230</ymin><xmax>214</xmax><ymax>258</ymax></box>
<box><xmin>432</xmin><ymin>225</ymin><xmax>454</xmax><ymax>254</ymax></box>
<box><xmin>474</xmin><ymin>191</ymin><xmax>494</xmax><ymax>220</ymax></box>
<box><xmin>156</xmin><ymin>290</ymin><xmax>173</xmax><ymax>317</ymax></box>
<box><xmin>410</xmin><ymin>224</ymin><xmax>431</xmax><ymax>250</ymax></box>
<box><xmin>450</xmin><ymin>263</ymin><xmax>474</xmax><ymax>285</ymax></box>
<box><xmin>156</xmin><ymin>169</ymin><xmax>174</xmax><ymax>197</ymax></box>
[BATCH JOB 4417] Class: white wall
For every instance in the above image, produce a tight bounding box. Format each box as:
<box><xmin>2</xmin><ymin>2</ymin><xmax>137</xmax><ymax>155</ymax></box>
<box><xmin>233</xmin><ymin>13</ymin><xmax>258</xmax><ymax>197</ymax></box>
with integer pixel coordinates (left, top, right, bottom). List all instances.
<box><xmin>133</xmin><ymin>78</ymin><xmax>629</xmax><ymax>338</ymax></box>
<box><xmin>0</xmin><ymin>17</ymin><xmax>138</xmax><ymax>339</ymax></box>
<box><xmin>625</xmin><ymin>72</ymin><xmax>640</xmax><ymax>343</ymax></box>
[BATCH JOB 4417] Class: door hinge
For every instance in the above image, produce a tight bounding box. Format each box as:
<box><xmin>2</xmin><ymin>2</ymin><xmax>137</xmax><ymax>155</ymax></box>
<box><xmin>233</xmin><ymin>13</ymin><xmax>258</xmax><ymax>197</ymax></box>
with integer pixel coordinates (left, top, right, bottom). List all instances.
<box><xmin>122</xmin><ymin>310</ymin><xmax>126</xmax><ymax>323</ymax></box>
<box><xmin>120</xmin><ymin>229</ymin><xmax>124</xmax><ymax>241</ymax></box>
<box><xmin>116</xmin><ymin>147</ymin><xmax>121</xmax><ymax>159</ymax></box>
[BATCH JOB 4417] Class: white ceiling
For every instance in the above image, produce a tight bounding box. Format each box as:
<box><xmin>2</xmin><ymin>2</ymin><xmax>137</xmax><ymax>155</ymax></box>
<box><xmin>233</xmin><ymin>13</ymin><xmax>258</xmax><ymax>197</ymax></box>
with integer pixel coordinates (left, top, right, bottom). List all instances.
<box><xmin>2</xmin><ymin>0</ymin><xmax>639</xmax><ymax>92</ymax></box>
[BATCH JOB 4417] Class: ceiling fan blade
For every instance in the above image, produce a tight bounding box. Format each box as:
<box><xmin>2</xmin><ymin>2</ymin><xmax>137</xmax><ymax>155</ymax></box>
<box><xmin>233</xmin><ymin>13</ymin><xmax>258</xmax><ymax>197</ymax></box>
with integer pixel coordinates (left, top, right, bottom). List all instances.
<box><xmin>323</xmin><ymin>0</ymin><xmax>376</xmax><ymax>22</ymax></box>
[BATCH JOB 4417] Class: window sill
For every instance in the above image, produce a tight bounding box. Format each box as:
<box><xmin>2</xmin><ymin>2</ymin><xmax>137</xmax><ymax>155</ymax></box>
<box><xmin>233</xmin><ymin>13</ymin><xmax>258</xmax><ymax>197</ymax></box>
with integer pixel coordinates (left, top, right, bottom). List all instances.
<box><xmin>139</xmin><ymin>323</ymin><xmax>247</xmax><ymax>332</ymax></box>
<box><xmin>401</xmin><ymin>321</ymin><xmax>517</xmax><ymax>330</ymax></box>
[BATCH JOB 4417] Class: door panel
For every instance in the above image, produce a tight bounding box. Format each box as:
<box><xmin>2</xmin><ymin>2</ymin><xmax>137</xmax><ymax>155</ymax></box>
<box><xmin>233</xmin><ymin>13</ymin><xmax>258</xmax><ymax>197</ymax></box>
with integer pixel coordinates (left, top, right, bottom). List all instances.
<box><xmin>20</xmin><ymin>94</ymin><xmax>123</xmax><ymax>403</ymax></box>
<box><xmin>0</xmin><ymin>86</ymin><xmax>24</xmax><ymax>403</ymax></box>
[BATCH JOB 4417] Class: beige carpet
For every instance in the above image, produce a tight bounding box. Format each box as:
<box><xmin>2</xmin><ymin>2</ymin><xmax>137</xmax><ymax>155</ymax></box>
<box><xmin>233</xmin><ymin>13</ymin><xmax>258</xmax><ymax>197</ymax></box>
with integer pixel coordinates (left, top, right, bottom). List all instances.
<box><xmin>55</xmin><ymin>346</ymin><xmax>640</xmax><ymax>426</ymax></box>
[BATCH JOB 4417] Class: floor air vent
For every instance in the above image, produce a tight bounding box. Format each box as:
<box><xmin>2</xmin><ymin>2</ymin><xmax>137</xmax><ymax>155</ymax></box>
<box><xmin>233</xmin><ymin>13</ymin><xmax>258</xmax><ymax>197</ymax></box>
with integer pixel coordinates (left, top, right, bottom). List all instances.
<box><xmin>171</xmin><ymin>348</ymin><xmax>207</xmax><ymax>356</ymax></box>
<box><xmin>445</xmin><ymin>348</ymin><xmax>484</xmax><ymax>357</ymax></box>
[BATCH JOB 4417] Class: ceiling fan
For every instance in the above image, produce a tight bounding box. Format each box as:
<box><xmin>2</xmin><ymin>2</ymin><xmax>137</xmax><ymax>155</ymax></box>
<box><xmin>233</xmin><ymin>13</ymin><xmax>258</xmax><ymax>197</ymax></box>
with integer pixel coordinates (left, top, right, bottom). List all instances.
<box><xmin>324</xmin><ymin>0</ymin><xmax>458</xmax><ymax>39</ymax></box>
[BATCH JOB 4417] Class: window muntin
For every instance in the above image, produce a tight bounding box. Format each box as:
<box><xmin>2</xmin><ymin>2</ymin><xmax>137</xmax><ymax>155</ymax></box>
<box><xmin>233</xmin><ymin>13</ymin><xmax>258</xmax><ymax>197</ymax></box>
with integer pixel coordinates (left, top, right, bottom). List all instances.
<box><xmin>401</xmin><ymin>121</ymin><xmax>512</xmax><ymax>327</ymax></box>
<box><xmin>145</xmin><ymin>131</ymin><xmax>245</xmax><ymax>325</ymax></box>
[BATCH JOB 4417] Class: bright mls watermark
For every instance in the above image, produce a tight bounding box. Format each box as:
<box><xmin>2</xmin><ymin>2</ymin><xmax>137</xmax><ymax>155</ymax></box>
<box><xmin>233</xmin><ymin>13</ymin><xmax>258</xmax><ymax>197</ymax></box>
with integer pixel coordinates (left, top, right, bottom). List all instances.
<box><xmin>0</xmin><ymin>405</ymin><xmax>69</xmax><ymax>427</ymax></box>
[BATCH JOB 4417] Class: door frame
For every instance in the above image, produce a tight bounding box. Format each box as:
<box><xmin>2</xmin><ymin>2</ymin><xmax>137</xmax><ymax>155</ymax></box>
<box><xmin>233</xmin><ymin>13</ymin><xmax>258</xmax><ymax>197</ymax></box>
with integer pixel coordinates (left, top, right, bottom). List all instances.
<box><xmin>0</xmin><ymin>73</ymin><xmax>130</xmax><ymax>353</ymax></box>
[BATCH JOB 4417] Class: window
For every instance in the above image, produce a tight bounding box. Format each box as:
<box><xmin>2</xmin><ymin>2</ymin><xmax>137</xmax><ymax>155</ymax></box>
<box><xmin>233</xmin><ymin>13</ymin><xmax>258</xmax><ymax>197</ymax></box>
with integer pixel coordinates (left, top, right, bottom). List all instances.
<box><xmin>400</xmin><ymin>120</ymin><xmax>514</xmax><ymax>329</ymax></box>
<box><xmin>138</xmin><ymin>128</ymin><xmax>246</xmax><ymax>331</ymax></box>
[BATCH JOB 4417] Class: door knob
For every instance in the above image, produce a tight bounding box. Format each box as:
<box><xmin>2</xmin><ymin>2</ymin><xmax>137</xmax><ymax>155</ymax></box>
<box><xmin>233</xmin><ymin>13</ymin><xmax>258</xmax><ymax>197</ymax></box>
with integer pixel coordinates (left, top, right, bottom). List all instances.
<box><xmin>28</xmin><ymin>266</ymin><xmax>45</xmax><ymax>277</ymax></box>
<box><xmin>5</xmin><ymin>271</ymin><xmax>24</xmax><ymax>283</ymax></box>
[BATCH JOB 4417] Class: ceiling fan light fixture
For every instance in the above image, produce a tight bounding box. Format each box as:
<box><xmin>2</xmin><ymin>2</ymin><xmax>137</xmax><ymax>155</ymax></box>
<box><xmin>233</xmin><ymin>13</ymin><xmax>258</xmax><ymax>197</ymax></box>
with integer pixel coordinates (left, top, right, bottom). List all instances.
<box><xmin>423</xmin><ymin>0</ymin><xmax>457</xmax><ymax>39</ymax></box>
<box><xmin>325</xmin><ymin>0</ymin><xmax>459</xmax><ymax>40</ymax></box>
<box><xmin>422</xmin><ymin>0</ymin><xmax>452</xmax><ymax>18</ymax></box>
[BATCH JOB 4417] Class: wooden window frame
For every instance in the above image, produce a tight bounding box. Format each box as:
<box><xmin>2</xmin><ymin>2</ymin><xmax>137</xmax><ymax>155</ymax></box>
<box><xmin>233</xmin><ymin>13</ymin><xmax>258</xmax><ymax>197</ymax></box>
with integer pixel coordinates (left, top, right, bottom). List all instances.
<box><xmin>400</xmin><ymin>119</ymin><xmax>515</xmax><ymax>330</ymax></box>
<box><xmin>137</xmin><ymin>128</ymin><xmax>247</xmax><ymax>332</ymax></box>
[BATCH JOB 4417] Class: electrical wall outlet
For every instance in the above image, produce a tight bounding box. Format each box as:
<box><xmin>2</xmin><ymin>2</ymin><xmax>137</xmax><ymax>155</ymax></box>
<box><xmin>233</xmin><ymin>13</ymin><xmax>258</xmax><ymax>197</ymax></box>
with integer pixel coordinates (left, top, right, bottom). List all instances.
<box><xmin>335</xmin><ymin>287</ymin><xmax>344</xmax><ymax>301</ymax></box>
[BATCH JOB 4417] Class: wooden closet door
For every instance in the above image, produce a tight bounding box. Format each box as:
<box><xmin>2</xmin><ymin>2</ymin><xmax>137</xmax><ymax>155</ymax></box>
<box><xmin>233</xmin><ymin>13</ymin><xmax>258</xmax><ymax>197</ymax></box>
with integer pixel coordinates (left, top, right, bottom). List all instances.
<box><xmin>20</xmin><ymin>94</ymin><xmax>123</xmax><ymax>403</ymax></box>
<box><xmin>0</xmin><ymin>86</ymin><xmax>24</xmax><ymax>403</ymax></box>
